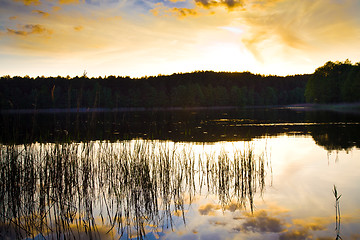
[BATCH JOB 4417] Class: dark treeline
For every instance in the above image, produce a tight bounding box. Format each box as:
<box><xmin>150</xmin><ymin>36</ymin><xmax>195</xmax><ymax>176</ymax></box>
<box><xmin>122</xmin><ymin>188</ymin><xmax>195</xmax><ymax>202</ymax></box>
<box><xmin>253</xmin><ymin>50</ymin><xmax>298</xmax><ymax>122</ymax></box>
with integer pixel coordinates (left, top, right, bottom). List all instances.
<box><xmin>305</xmin><ymin>60</ymin><xmax>360</xmax><ymax>103</ymax></box>
<box><xmin>0</xmin><ymin>71</ymin><xmax>309</xmax><ymax>109</ymax></box>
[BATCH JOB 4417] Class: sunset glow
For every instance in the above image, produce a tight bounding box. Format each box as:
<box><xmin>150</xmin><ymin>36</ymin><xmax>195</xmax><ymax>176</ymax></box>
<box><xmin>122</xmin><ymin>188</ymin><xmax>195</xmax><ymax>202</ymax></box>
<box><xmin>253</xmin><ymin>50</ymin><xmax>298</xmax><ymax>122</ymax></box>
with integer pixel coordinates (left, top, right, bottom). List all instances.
<box><xmin>1</xmin><ymin>0</ymin><xmax>360</xmax><ymax>77</ymax></box>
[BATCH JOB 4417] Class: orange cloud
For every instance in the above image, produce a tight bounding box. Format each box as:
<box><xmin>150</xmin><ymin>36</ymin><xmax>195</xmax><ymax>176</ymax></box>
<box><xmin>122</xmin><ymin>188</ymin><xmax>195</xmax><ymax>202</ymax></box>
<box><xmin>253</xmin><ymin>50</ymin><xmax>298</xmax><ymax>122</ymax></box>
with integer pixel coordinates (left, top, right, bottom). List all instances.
<box><xmin>150</xmin><ymin>3</ymin><xmax>164</xmax><ymax>16</ymax></box>
<box><xmin>151</xmin><ymin>2</ymin><xmax>200</xmax><ymax>18</ymax></box>
<box><xmin>58</xmin><ymin>0</ymin><xmax>81</xmax><ymax>4</ymax></box>
<box><xmin>7</xmin><ymin>28</ymin><xmax>27</xmax><ymax>36</ymax></box>
<box><xmin>195</xmin><ymin>0</ymin><xmax>283</xmax><ymax>10</ymax></box>
<box><xmin>7</xmin><ymin>24</ymin><xmax>52</xmax><ymax>36</ymax></box>
<box><xmin>198</xmin><ymin>203</ymin><xmax>221</xmax><ymax>215</ymax></box>
<box><xmin>168</xmin><ymin>7</ymin><xmax>198</xmax><ymax>17</ymax></box>
<box><xmin>195</xmin><ymin>0</ymin><xmax>245</xmax><ymax>9</ymax></box>
<box><xmin>15</xmin><ymin>0</ymin><xmax>41</xmax><ymax>6</ymax></box>
<box><xmin>151</xmin><ymin>0</ymin><xmax>283</xmax><ymax>20</ymax></box>
<box><xmin>74</xmin><ymin>25</ymin><xmax>83</xmax><ymax>31</ymax></box>
<box><xmin>277</xmin><ymin>216</ymin><xmax>333</xmax><ymax>240</ymax></box>
<box><xmin>198</xmin><ymin>200</ymin><xmax>244</xmax><ymax>216</ymax></box>
<box><xmin>237</xmin><ymin>210</ymin><xmax>284</xmax><ymax>233</ymax></box>
<box><xmin>240</xmin><ymin>0</ymin><xmax>360</xmax><ymax>62</ymax></box>
<box><xmin>32</xmin><ymin>10</ymin><xmax>50</xmax><ymax>17</ymax></box>
<box><xmin>292</xmin><ymin>218</ymin><xmax>328</xmax><ymax>231</ymax></box>
<box><xmin>9</xmin><ymin>16</ymin><xmax>17</xmax><ymax>20</ymax></box>
<box><xmin>224</xmin><ymin>201</ymin><xmax>242</xmax><ymax>212</ymax></box>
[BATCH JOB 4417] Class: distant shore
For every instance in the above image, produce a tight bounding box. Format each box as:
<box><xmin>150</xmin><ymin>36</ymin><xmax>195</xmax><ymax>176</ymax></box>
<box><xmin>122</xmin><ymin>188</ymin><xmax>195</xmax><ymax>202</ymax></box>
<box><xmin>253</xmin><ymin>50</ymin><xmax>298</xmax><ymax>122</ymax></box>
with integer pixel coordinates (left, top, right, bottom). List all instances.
<box><xmin>0</xmin><ymin>106</ymin><xmax>240</xmax><ymax>114</ymax></box>
<box><xmin>285</xmin><ymin>102</ymin><xmax>360</xmax><ymax>113</ymax></box>
<box><xmin>2</xmin><ymin>102</ymin><xmax>360</xmax><ymax>114</ymax></box>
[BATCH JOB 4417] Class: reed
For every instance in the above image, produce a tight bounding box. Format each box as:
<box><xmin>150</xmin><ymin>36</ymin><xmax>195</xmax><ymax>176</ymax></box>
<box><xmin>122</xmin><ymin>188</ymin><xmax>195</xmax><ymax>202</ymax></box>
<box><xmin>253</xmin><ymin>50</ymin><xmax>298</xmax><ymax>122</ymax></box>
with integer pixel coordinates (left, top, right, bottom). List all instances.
<box><xmin>333</xmin><ymin>185</ymin><xmax>342</xmax><ymax>240</ymax></box>
<box><xmin>0</xmin><ymin>140</ymin><xmax>268</xmax><ymax>239</ymax></box>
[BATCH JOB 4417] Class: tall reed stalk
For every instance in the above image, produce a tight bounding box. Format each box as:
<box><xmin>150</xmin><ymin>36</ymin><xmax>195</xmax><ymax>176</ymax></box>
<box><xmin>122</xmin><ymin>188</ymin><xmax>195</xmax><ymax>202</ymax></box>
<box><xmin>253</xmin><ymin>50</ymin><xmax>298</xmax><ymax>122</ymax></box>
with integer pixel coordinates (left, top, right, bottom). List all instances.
<box><xmin>333</xmin><ymin>185</ymin><xmax>342</xmax><ymax>240</ymax></box>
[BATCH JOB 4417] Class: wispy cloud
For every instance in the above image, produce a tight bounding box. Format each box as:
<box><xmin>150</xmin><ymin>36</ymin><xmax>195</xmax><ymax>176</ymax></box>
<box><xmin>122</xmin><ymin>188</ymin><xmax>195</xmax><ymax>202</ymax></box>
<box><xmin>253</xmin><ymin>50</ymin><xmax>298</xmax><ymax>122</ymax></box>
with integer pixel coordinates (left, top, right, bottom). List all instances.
<box><xmin>194</xmin><ymin>0</ymin><xmax>282</xmax><ymax>10</ymax></box>
<box><xmin>7</xmin><ymin>24</ymin><xmax>52</xmax><ymax>36</ymax></box>
<box><xmin>151</xmin><ymin>3</ymin><xmax>199</xmax><ymax>18</ymax></box>
<box><xmin>14</xmin><ymin>0</ymin><xmax>41</xmax><ymax>6</ymax></box>
<box><xmin>234</xmin><ymin>210</ymin><xmax>284</xmax><ymax>233</ymax></box>
<box><xmin>150</xmin><ymin>0</ymin><xmax>360</xmax><ymax>67</ymax></box>
<box><xmin>73</xmin><ymin>25</ymin><xmax>83</xmax><ymax>31</ymax></box>
<box><xmin>168</xmin><ymin>7</ymin><xmax>198</xmax><ymax>17</ymax></box>
<box><xmin>278</xmin><ymin>216</ymin><xmax>333</xmax><ymax>240</ymax></box>
<box><xmin>32</xmin><ymin>9</ymin><xmax>50</xmax><ymax>17</ymax></box>
<box><xmin>58</xmin><ymin>0</ymin><xmax>83</xmax><ymax>4</ymax></box>
<box><xmin>195</xmin><ymin>0</ymin><xmax>244</xmax><ymax>9</ymax></box>
<box><xmin>1</xmin><ymin>0</ymin><xmax>360</xmax><ymax>77</ymax></box>
<box><xmin>198</xmin><ymin>203</ymin><xmax>221</xmax><ymax>215</ymax></box>
<box><xmin>239</xmin><ymin>0</ymin><xmax>360</xmax><ymax>61</ymax></box>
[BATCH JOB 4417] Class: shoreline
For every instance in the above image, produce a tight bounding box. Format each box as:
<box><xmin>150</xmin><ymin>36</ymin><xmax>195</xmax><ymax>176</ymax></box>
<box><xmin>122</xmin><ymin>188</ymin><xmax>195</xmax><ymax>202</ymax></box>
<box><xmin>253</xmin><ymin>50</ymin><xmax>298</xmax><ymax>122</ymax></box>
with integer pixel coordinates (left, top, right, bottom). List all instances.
<box><xmin>0</xmin><ymin>106</ymin><xmax>240</xmax><ymax>114</ymax></box>
<box><xmin>1</xmin><ymin>102</ymin><xmax>360</xmax><ymax>114</ymax></box>
<box><xmin>285</xmin><ymin>102</ymin><xmax>360</xmax><ymax>112</ymax></box>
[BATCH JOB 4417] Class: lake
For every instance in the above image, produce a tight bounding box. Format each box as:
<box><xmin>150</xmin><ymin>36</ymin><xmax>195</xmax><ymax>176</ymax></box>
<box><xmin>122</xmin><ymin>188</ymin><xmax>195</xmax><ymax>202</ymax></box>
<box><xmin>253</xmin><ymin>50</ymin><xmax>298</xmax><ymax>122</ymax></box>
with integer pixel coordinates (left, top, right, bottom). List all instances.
<box><xmin>1</xmin><ymin>108</ymin><xmax>360</xmax><ymax>239</ymax></box>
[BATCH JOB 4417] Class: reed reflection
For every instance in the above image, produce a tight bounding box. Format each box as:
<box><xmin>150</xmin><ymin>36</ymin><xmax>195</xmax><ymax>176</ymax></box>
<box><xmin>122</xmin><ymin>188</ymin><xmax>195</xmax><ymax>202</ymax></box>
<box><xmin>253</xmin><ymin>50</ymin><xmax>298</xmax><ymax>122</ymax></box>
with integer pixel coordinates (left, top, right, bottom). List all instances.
<box><xmin>0</xmin><ymin>140</ymin><xmax>268</xmax><ymax>239</ymax></box>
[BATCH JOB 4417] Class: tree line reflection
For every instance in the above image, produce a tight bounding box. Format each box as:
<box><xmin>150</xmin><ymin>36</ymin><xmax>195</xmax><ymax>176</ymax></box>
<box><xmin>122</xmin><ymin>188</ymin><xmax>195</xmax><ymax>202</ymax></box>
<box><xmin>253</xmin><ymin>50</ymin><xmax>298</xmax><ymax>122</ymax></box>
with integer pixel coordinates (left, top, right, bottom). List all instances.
<box><xmin>0</xmin><ymin>140</ymin><xmax>268</xmax><ymax>239</ymax></box>
<box><xmin>1</xmin><ymin>109</ymin><xmax>360</xmax><ymax>151</ymax></box>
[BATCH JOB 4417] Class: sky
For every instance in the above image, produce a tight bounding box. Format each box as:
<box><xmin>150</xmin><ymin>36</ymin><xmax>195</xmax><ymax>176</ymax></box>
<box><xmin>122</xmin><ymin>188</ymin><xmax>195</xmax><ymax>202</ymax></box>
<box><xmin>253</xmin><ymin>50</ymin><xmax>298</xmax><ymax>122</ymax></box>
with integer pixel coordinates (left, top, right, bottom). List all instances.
<box><xmin>1</xmin><ymin>0</ymin><xmax>360</xmax><ymax>78</ymax></box>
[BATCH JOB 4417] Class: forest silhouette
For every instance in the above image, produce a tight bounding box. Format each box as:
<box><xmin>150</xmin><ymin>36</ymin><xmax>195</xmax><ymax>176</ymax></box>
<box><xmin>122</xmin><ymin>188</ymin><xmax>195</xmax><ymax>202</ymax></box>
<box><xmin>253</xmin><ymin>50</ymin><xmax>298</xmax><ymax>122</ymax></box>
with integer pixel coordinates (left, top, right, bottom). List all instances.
<box><xmin>305</xmin><ymin>60</ymin><xmax>360</xmax><ymax>103</ymax></box>
<box><xmin>1</xmin><ymin>72</ymin><xmax>308</xmax><ymax>109</ymax></box>
<box><xmin>1</xmin><ymin>61</ymin><xmax>359</xmax><ymax>110</ymax></box>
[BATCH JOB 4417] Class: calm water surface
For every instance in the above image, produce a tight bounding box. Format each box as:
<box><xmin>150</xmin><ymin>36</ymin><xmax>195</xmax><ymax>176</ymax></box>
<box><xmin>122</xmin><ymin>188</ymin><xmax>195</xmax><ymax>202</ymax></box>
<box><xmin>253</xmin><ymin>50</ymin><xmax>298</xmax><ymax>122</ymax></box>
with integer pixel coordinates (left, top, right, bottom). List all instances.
<box><xmin>1</xmin><ymin>108</ymin><xmax>360</xmax><ymax>239</ymax></box>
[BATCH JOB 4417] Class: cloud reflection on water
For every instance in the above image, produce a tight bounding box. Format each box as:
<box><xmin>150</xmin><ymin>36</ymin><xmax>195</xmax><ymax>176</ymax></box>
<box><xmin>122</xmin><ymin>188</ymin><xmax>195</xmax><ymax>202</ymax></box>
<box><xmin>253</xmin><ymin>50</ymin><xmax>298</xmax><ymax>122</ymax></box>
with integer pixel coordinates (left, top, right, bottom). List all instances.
<box><xmin>1</xmin><ymin>137</ymin><xmax>360</xmax><ymax>239</ymax></box>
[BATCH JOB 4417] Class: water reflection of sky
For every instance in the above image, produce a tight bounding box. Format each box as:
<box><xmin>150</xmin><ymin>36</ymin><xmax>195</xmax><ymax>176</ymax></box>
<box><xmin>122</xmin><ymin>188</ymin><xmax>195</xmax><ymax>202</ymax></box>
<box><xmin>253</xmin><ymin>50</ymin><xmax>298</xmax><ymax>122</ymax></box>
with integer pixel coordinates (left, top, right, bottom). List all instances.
<box><xmin>3</xmin><ymin>136</ymin><xmax>360</xmax><ymax>240</ymax></box>
<box><xmin>150</xmin><ymin>136</ymin><xmax>360</xmax><ymax>240</ymax></box>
